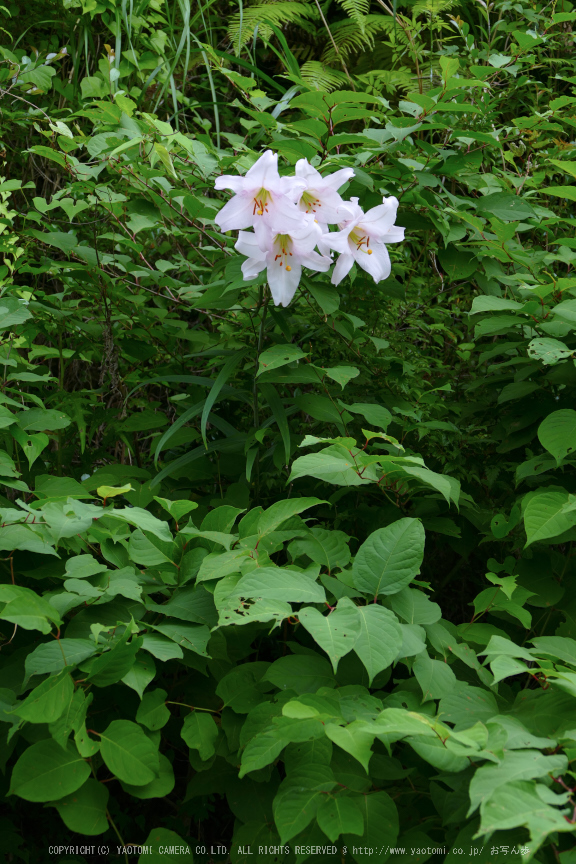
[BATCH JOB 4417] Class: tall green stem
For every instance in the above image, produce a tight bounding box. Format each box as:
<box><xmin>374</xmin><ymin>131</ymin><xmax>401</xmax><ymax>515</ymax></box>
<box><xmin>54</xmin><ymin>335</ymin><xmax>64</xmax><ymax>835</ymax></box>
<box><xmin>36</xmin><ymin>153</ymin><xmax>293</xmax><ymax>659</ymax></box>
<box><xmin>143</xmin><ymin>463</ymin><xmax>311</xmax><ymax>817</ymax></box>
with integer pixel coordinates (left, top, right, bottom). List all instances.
<box><xmin>252</xmin><ymin>293</ymin><xmax>269</xmax><ymax>503</ymax></box>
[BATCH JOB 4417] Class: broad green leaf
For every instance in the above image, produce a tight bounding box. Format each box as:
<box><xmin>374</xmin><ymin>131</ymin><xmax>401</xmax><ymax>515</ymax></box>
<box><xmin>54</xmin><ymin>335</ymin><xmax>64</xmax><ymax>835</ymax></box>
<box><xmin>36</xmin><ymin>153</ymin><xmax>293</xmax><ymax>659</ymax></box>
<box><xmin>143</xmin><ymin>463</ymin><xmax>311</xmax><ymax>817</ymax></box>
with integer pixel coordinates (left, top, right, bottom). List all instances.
<box><xmin>256</xmin><ymin>497</ymin><xmax>325</xmax><ymax>538</ymax></box>
<box><xmin>147</xmin><ymin>586</ymin><xmax>217</xmax><ymax>627</ymax></box>
<box><xmin>136</xmin><ymin>689</ymin><xmax>170</xmax><ymax>730</ymax></box>
<box><xmin>149</xmin><ymin>623</ymin><xmax>210</xmax><ymax>656</ymax></box>
<box><xmin>390</xmin><ymin>587</ymin><xmax>441</xmax><ymax>625</ymax></box>
<box><xmin>468</xmin><ymin>750</ymin><xmax>567</xmax><ymax>814</ymax></box>
<box><xmin>293</xmin><ymin>394</ymin><xmax>349</xmax><ymax>432</ymax></box>
<box><xmin>397</xmin><ymin>623</ymin><xmax>427</xmax><ymax>658</ymax></box>
<box><xmin>49</xmin><ymin>689</ymin><xmax>92</xmax><ymax>749</ymax></box>
<box><xmin>440</xmin><ymin>55</ymin><xmax>459</xmax><ymax>80</ymax></box>
<box><xmin>344</xmin><ymin>791</ymin><xmax>399</xmax><ymax>864</ymax></box>
<box><xmin>540</xmin><ymin>185</ymin><xmax>576</xmax><ymax>201</ymax></box>
<box><xmin>99</xmin><ymin>719</ymin><xmax>160</xmax><ymax>786</ymax></box>
<box><xmin>239</xmin><ymin>731</ymin><xmax>286</xmax><ymax>778</ymax></box>
<box><xmin>12</xmin><ymin>669</ymin><xmax>73</xmax><ymax>724</ymax></box>
<box><xmin>289</xmin><ymin>449</ymin><xmax>370</xmax><ymax>487</ymax></box>
<box><xmin>121</xmin><ymin>651</ymin><xmax>156</xmax><ymax>699</ymax></box>
<box><xmin>289</xmin><ymin>527</ymin><xmax>351</xmax><ymax>573</ymax></box>
<box><xmin>528</xmin><ymin>337</ymin><xmax>573</xmax><ymax>365</ymax></box>
<box><xmin>181</xmin><ymin>712</ymin><xmax>219</xmax><ymax>761</ymax></box>
<box><xmin>352</xmin><ymin>518</ymin><xmax>425</xmax><ymax>597</ymax></box>
<box><xmin>317</xmin><ymin>795</ymin><xmax>364</xmax><ymax>842</ymax></box>
<box><xmin>153</xmin><ymin>142</ymin><xmax>177</xmax><ymax>178</ymax></box>
<box><xmin>0</xmin><ymin>297</ymin><xmax>33</xmax><ymax>330</ymax></box>
<box><xmin>121</xmin><ymin>753</ymin><xmax>175</xmax><ymax>800</ymax></box>
<box><xmin>325</xmin><ymin>722</ymin><xmax>375</xmax><ymax>771</ymax></box>
<box><xmin>264</xmin><ymin>654</ymin><xmax>335</xmax><ymax>694</ymax></box>
<box><xmin>531</xmin><ymin>636</ymin><xmax>576</xmax><ymax>665</ymax></box>
<box><xmin>353</xmin><ymin>605</ymin><xmax>403</xmax><ymax>685</ymax></box>
<box><xmin>413</xmin><ymin>653</ymin><xmax>457</xmax><ymax>702</ymax></box>
<box><xmin>96</xmin><ymin>483</ymin><xmax>133</xmax><ymax>499</ymax></box>
<box><xmin>0</xmin><ymin>584</ymin><xmax>62</xmax><ymax>635</ymax></box>
<box><xmin>196</xmin><ymin>549</ymin><xmax>249</xmax><ymax>583</ymax></box>
<box><xmin>273</xmin><ymin>765</ymin><xmax>336</xmax><ymax>843</ymax></box>
<box><xmin>479</xmin><ymin>780</ymin><xmax>574</xmax><ymax>852</ymax></box>
<box><xmin>217</xmin><ymin>594</ymin><xmax>292</xmax><ymax>629</ymax></box>
<box><xmin>407</xmin><ymin>734</ymin><xmax>469</xmax><ymax>773</ymax></box>
<box><xmin>342</xmin><ymin>402</ymin><xmax>392</xmax><ymax>430</ymax></box>
<box><xmin>298</xmin><ymin>598</ymin><xmax>361</xmax><ymax>672</ymax></box>
<box><xmin>475</xmin><ymin>192</ymin><xmax>535</xmax><ymax>221</ymax></box>
<box><xmin>25</xmin><ymin>639</ymin><xmax>96</xmax><ymax>680</ymax></box>
<box><xmin>552</xmin><ymin>299</ymin><xmax>576</xmax><ymax>322</ymax></box>
<box><xmin>82</xmin><ymin>635</ymin><xmax>141</xmax><ymax>687</ymax></box>
<box><xmin>231</xmin><ymin>567</ymin><xmax>326</xmax><ymax>604</ymax></box>
<box><xmin>323</xmin><ymin>365</ymin><xmax>360</xmax><ymax>389</ymax></box>
<box><xmin>140</xmin><ymin>635</ymin><xmax>184</xmax><ymax>662</ymax></box>
<box><xmin>153</xmin><ymin>497</ymin><xmax>198</xmax><ymax>523</ymax></box>
<box><xmin>537</xmin><ymin>409</ymin><xmax>576</xmax><ymax>465</ymax></box>
<box><xmin>524</xmin><ymin>490</ymin><xmax>576</xmax><ymax>546</ymax></box>
<box><xmin>53</xmin><ymin>778</ymin><xmax>109</xmax><ymax>835</ymax></box>
<box><xmin>216</xmin><ymin>663</ymin><xmax>271</xmax><ymax>713</ymax></box>
<box><xmin>470</xmin><ymin>296</ymin><xmax>523</xmax><ymax>314</ymax></box>
<box><xmin>16</xmin><ymin>408</ymin><xmax>71</xmax><ymax>431</ymax></box>
<box><xmin>257</xmin><ymin>344</ymin><xmax>308</xmax><ymax>375</ymax></box>
<box><xmin>549</xmin><ymin>159</ymin><xmax>576</xmax><ymax>178</ymax></box>
<box><xmin>366</xmin><ymin>708</ymin><xmax>446</xmax><ymax>741</ymax></box>
<box><xmin>113</xmin><ymin>506</ymin><xmax>173</xmax><ymax>542</ymax></box>
<box><xmin>138</xmin><ymin>828</ymin><xmax>193</xmax><ymax>863</ymax></box>
<box><xmin>9</xmin><ymin>740</ymin><xmax>90</xmax><ymax>802</ymax></box>
<box><xmin>438</xmin><ymin>685</ymin><xmax>499</xmax><ymax>728</ymax></box>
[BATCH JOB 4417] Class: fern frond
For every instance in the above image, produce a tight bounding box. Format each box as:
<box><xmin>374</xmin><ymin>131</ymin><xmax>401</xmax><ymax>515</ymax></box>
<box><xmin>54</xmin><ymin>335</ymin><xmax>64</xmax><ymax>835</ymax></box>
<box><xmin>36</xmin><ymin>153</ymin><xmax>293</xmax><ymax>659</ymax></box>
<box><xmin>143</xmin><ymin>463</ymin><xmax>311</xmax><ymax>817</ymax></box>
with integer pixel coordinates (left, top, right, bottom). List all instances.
<box><xmin>300</xmin><ymin>60</ymin><xmax>349</xmax><ymax>91</ymax></box>
<box><xmin>412</xmin><ymin>0</ymin><xmax>457</xmax><ymax>16</ymax></box>
<box><xmin>356</xmin><ymin>67</ymin><xmax>414</xmax><ymax>96</ymax></box>
<box><xmin>335</xmin><ymin>0</ymin><xmax>371</xmax><ymax>33</ymax></box>
<box><xmin>320</xmin><ymin>14</ymin><xmax>392</xmax><ymax>62</ymax></box>
<box><xmin>227</xmin><ymin>1</ymin><xmax>317</xmax><ymax>50</ymax></box>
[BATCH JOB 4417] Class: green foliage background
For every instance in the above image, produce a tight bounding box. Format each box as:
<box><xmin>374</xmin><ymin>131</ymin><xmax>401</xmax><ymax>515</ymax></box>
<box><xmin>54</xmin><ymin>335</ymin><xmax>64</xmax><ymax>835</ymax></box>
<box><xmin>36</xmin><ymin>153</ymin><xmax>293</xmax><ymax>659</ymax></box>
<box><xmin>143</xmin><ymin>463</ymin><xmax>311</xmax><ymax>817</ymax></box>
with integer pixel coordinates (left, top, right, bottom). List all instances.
<box><xmin>2</xmin><ymin>0</ymin><xmax>576</xmax><ymax>862</ymax></box>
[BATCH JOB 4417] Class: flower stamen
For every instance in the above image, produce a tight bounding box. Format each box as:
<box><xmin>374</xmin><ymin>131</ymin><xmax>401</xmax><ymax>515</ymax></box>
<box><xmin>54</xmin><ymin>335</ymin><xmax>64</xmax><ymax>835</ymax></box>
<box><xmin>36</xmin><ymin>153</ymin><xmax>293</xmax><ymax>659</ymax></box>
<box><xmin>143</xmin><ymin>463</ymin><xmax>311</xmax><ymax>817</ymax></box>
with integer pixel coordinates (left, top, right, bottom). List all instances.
<box><xmin>253</xmin><ymin>188</ymin><xmax>271</xmax><ymax>217</ymax></box>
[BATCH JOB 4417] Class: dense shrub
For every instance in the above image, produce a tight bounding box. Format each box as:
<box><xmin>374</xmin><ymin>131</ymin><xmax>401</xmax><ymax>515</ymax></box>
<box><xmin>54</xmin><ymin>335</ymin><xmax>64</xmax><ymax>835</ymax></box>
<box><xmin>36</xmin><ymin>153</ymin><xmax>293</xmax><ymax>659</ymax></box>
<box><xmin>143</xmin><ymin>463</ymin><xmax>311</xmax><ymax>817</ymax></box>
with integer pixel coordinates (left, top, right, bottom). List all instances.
<box><xmin>2</xmin><ymin>1</ymin><xmax>576</xmax><ymax>862</ymax></box>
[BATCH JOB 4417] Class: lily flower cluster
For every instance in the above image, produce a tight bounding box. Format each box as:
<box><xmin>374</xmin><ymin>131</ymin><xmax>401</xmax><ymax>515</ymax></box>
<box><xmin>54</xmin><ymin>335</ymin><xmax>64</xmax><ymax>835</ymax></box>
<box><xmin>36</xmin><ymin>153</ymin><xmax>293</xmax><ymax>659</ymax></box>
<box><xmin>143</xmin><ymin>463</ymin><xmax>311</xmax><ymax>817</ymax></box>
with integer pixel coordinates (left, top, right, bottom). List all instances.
<box><xmin>214</xmin><ymin>150</ymin><xmax>405</xmax><ymax>307</ymax></box>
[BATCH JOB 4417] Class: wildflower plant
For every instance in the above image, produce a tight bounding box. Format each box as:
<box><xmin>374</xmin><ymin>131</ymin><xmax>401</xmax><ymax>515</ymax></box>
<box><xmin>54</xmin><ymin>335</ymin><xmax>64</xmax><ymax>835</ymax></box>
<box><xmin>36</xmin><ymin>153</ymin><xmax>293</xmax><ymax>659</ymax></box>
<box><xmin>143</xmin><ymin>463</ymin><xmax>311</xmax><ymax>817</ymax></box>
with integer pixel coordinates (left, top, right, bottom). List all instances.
<box><xmin>214</xmin><ymin>150</ymin><xmax>405</xmax><ymax>305</ymax></box>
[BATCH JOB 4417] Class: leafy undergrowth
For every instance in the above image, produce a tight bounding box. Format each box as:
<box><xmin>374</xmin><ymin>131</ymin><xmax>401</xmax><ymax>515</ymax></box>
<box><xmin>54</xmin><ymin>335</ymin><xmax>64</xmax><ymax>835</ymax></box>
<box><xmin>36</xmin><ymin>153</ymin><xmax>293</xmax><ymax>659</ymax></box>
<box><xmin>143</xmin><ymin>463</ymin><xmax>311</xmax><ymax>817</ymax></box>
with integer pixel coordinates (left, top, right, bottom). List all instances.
<box><xmin>2</xmin><ymin>1</ymin><xmax>576</xmax><ymax>863</ymax></box>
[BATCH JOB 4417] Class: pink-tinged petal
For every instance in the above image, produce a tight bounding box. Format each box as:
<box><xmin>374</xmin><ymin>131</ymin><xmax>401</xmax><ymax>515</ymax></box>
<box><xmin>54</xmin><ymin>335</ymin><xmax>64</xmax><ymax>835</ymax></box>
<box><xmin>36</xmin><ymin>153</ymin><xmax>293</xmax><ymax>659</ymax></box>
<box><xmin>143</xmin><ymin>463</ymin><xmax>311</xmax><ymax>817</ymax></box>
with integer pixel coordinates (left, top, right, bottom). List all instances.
<box><xmin>214</xmin><ymin>174</ymin><xmax>247</xmax><ymax>193</ymax></box>
<box><xmin>241</xmin><ymin>256</ymin><xmax>266</xmax><ymax>280</ymax></box>
<box><xmin>253</xmin><ymin>219</ymin><xmax>275</xmax><ymax>252</ymax></box>
<box><xmin>299</xmin><ymin>187</ymin><xmax>346</xmax><ymax>223</ymax></box>
<box><xmin>331</xmin><ymin>252</ymin><xmax>354</xmax><ymax>286</ymax></box>
<box><xmin>235</xmin><ymin>230</ymin><xmax>266</xmax><ymax>260</ymax></box>
<box><xmin>317</xmin><ymin>230</ymin><xmax>334</xmax><ymax>258</ymax></box>
<box><xmin>381</xmin><ymin>225</ymin><xmax>405</xmax><ymax>244</ymax></box>
<box><xmin>267</xmin><ymin>258</ymin><xmax>302</xmax><ymax>307</ymax></box>
<box><xmin>215</xmin><ymin>194</ymin><xmax>254</xmax><ymax>231</ymax></box>
<box><xmin>300</xmin><ymin>249</ymin><xmax>331</xmax><ymax>272</ymax></box>
<box><xmin>321</xmin><ymin>225</ymin><xmax>355</xmax><ymax>254</ymax></box>
<box><xmin>359</xmin><ymin>197</ymin><xmax>399</xmax><ymax>235</ymax></box>
<box><xmin>244</xmin><ymin>150</ymin><xmax>280</xmax><ymax>189</ymax></box>
<box><xmin>295</xmin><ymin>159</ymin><xmax>323</xmax><ymax>184</ymax></box>
<box><xmin>263</xmin><ymin>196</ymin><xmax>311</xmax><ymax>231</ymax></box>
<box><xmin>288</xmin><ymin>218</ymin><xmax>323</xmax><ymax>252</ymax></box>
<box><xmin>319</xmin><ymin>167</ymin><xmax>355</xmax><ymax>191</ymax></box>
<box><xmin>337</xmin><ymin>198</ymin><xmax>363</xmax><ymax>227</ymax></box>
<box><xmin>279</xmin><ymin>175</ymin><xmax>307</xmax><ymax>202</ymax></box>
<box><xmin>357</xmin><ymin>242</ymin><xmax>391</xmax><ymax>283</ymax></box>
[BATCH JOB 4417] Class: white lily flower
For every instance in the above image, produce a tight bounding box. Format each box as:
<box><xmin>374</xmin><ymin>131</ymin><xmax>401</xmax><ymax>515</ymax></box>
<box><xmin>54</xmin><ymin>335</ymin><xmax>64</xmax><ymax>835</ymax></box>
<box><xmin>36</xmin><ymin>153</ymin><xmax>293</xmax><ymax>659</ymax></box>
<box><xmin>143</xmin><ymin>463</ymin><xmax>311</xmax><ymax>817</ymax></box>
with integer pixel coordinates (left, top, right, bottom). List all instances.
<box><xmin>322</xmin><ymin>196</ymin><xmax>405</xmax><ymax>286</ymax></box>
<box><xmin>214</xmin><ymin>150</ymin><xmax>305</xmax><ymax>232</ymax></box>
<box><xmin>294</xmin><ymin>159</ymin><xmax>355</xmax><ymax>224</ymax></box>
<box><xmin>235</xmin><ymin>216</ymin><xmax>331</xmax><ymax>307</ymax></box>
